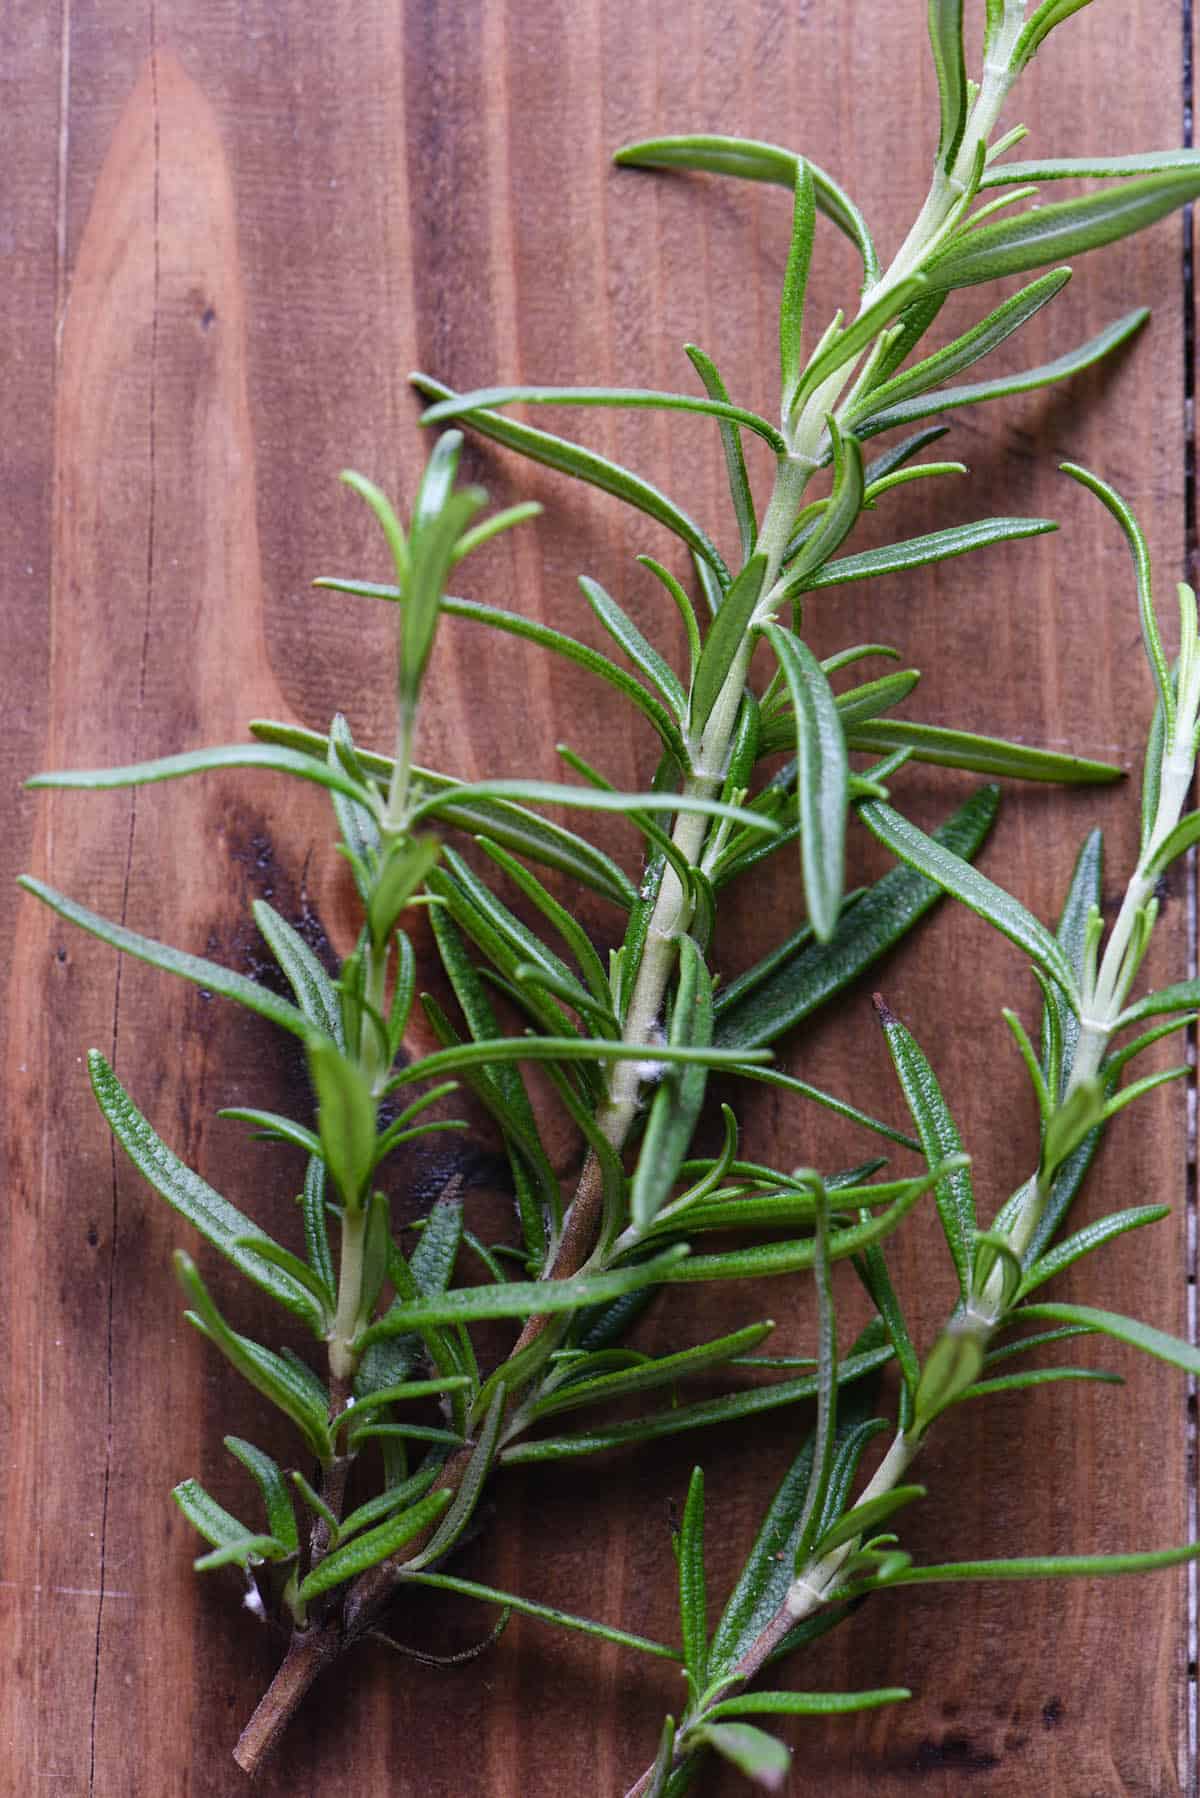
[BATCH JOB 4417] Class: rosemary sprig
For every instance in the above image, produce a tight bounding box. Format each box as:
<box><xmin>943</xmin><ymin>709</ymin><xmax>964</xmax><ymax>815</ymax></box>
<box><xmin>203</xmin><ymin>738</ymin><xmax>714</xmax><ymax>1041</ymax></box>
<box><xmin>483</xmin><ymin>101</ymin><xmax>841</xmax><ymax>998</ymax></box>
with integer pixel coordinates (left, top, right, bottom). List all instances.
<box><xmin>19</xmin><ymin>2</ymin><xmax>1200</xmax><ymax>1789</ymax></box>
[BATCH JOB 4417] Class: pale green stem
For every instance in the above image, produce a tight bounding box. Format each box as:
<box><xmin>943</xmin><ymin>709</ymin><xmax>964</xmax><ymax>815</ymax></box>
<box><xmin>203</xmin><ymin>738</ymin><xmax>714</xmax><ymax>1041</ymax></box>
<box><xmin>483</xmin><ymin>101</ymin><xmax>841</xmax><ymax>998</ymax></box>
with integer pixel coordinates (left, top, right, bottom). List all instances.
<box><xmin>329</xmin><ymin>1201</ymin><xmax>368</xmax><ymax>1382</ymax></box>
<box><xmin>785</xmin><ymin>1430</ymin><xmax>919</xmax><ymax>1623</ymax></box>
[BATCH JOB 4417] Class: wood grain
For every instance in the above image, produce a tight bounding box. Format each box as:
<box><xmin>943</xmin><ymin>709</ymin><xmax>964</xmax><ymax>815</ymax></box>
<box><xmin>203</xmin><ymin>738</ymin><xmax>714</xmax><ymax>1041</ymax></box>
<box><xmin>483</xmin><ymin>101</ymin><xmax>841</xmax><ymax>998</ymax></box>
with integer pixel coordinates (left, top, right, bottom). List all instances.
<box><xmin>2</xmin><ymin>3</ymin><xmax>1194</xmax><ymax>1793</ymax></box>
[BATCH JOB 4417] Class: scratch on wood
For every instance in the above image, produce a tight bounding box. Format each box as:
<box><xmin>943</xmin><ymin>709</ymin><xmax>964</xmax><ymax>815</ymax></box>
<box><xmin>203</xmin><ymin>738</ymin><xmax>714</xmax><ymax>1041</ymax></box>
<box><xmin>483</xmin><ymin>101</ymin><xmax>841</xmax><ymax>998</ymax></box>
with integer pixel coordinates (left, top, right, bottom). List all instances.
<box><xmin>87</xmin><ymin>22</ymin><xmax>161</xmax><ymax>1798</ymax></box>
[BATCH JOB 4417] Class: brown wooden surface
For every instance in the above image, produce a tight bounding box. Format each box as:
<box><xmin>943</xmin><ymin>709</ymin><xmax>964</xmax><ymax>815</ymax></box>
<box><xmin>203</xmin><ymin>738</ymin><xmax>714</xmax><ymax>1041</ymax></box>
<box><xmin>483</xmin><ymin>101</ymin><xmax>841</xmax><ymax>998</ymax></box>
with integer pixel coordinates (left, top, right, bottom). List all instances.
<box><xmin>3</xmin><ymin>3</ymin><xmax>1196</xmax><ymax>1793</ymax></box>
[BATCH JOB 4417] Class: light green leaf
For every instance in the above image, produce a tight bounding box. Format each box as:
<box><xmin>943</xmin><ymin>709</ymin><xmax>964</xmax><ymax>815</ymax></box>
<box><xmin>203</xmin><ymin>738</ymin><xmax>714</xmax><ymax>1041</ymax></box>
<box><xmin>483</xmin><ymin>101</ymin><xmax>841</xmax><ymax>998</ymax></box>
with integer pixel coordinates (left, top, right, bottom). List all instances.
<box><xmin>705</xmin><ymin>1688</ymin><xmax>910</xmax><ymax>1721</ymax></box>
<box><xmin>88</xmin><ymin>1052</ymin><xmax>322</xmax><ymax>1328</ymax></box>
<box><xmin>759</xmin><ymin>623</ymin><xmax>847</xmax><ymax>941</ymax></box>
<box><xmin>612</xmin><ymin>134</ymin><xmax>880</xmax><ymax>287</ymax></box>
<box><xmin>308</xmin><ymin>1040</ymin><xmax>377</xmax><ymax>1209</ymax></box>
<box><xmin>849</xmin><ymin>269</ymin><xmax>1070</xmax><ymax>425</ymax></box>
<box><xmin>688</xmin><ymin>554</ymin><xmax>768</xmax><ymax>737</ymax></box>
<box><xmin>398</xmin><ymin>1569</ymin><xmax>681</xmax><ymax>1661</ymax></box>
<box><xmin>800</xmin><ymin>516</ymin><xmax>1057</xmax><ymax>590</ymax></box>
<box><xmin>696</xmin><ymin>1721</ymin><xmax>790</xmax><ymax>1789</ymax></box>
<box><xmin>813</xmin><ymin>1485</ymin><xmax>926</xmax><ymax>1558</ymax></box>
<box><xmin>859</xmin><ymin>801</ymin><xmax>1078</xmax><ymax>999</ymax></box>
<box><xmin>929</xmin><ymin>170</ymin><xmax>1200</xmax><ymax>290</ymax></box>
<box><xmin>420</xmin><ymin>383</ymin><xmax>787</xmax><ymax>454</ymax></box>
<box><xmin>175</xmin><ymin>1253</ymin><xmax>331</xmax><ymax>1458</ymax></box>
<box><xmin>26</xmin><ymin>743</ymin><xmax>374</xmax><ymax>805</ymax></box>
<box><xmin>1016</xmin><ymin>1302</ymin><xmax>1200</xmax><ymax>1375</ymax></box>
<box><xmin>20</xmin><ymin>878</ymin><xmax>310</xmax><ymax>1041</ymax></box>
<box><xmin>631</xmin><ymin>938</ymin><xmax>714</xmax><ymax>1229</ymax></box>
<box><xmin>845</xmin><ymin>720</ymin><xmax>1118</xmax><ymax>784</ymax></box>
<box><xmin>502</xmin><ymin>1344</ymin><xmax>893</xmax><ymax>1463</ymax></box>
<box><xmin>980</xmin><ymin>151</ymin><xmax>1200</xmax><ymax>189</ymax></box>
<box><xmin>410</xmin><ymin>373</ymin><xmax>729</xmax><ymax>584</ymax></box>
<box><xmin>357</xmin><ymin>1246</ymin><xmax>689</xmax><ymax>1337</ymax></box>
<box><xmin>857</xmin><ymin>310</ymin><xmax>1148</xmax><ymax>440</ymax></box>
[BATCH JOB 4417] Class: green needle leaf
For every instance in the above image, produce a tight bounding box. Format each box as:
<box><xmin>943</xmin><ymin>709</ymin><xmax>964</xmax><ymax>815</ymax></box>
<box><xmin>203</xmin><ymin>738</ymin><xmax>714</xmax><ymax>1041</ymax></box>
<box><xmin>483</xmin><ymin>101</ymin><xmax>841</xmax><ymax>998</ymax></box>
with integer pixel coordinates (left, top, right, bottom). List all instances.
<box><xmin>357</xmin><ymin>1246</ymin><xmax>690</xmax><ymax>1337</ymax></box>
<box><xmin>410</xmin><ymin>373</ymin><xmax>729</xmax><ymax>584</ymax></box>
<box><xmin>780</xmin><ymin>160</ymin><xmax>817</xmax><ymax>409</ymax></box>
<box><xmin>25</xmin><ymin>743</ymin><xmax>375</xmax><ymax>805</ymax></box>
<box><xmin>928</xmin><ymin>170</ymin><xmax>1200</xmax><ymax>290</ymax></box>
<box><xmin>89</xmin><ymin>1052</ymin><xmax>323</xmax><ymax>1328</ymax></box>
<box><xmin>398</xmin><ymin>1569</ymin><xmax>681</xmax><ymax>1661</ymax></box>
<box><xmin>684</xmin><ymin>348</ymin><xmax>758</xmax><ymax>560</ymax></box>
<box><xmin>846</xmin><ymin>1542</ymin><xmax>1200</xmax><ymax>1593</ymax></box>
<box><xmin>419</xmin><ymin>383</ymin><xmax>788</xmax><ymax>455</ymax></box>
<box><xmin>859</xmin><ymin>800</ymin><xmax>1078</xmax><ymax>1000</ymax></box>
<box><xmin>678</xmin><ymin>1467</ymin><xmax>709</xmax><ymax>1693</ymax></box>
<box><xmin>856</xmin><ymin>311</ymin><xmax>1148</xmax><ymax>441</ymax></box>
<box><xmin>759</xmin><ymin>623</ymin><xmax>848</xmax><ymax>941</ymax></box>
<box><xmin>844</xmin><ymin>720</ymin><xmax>1119</xmax><ymax>785</ymax></box>
<box><xmin>876</xmin><ymin>998</ymin><xmax>975</xmax><ymax>1299</ymax></box>
<box><xmin>613</xmin><ymin>134</ymin><xmax>880</xmax><ymax>288</ymax></box>
<box><xmin>175</xmin><ymin>1252</ymin><xmax>331</xmax><ymax>1458</ymax></box>
<box><xmin>704</xmin><ymin>1689</ymin><xmax>910</xmax><ymax>1721</ymax></box>
<box><xmin>20</xmin><ymin>878</ymin><xmax>311</xmax><ymax>1042</ymax></box>
<box><xmin>715</xmin><ymin>786</ymin><xmax>999</xmax><ymax>1049</ymax></box>
<box><xmin>688</xmin><ymin>554</ymin><xmax>768</xmax><ymax>737</ymax></box>
<box><xmin>297</xmin><ymin>1488</ymin><xmax>454</xmax><ymax>1601</ymax></box>
<box><xmin>799</xmin><ymin>516</ymin><xmax>1057</xmax><ymax>591</ymax></box>
<box><xmin>927</xmin><ymin>0</ymin><xmax>967</xmax><ymax>174</ymax></box>
<box><xmin>308</xmin><ymin>1040</ymin><xmax>377</xmax><ymax>1209</ymax></box>
<box><xmin>1016</xmin><ymin>1302</ymin><xmax>1200</xmax><ymax>1376</ymax></box>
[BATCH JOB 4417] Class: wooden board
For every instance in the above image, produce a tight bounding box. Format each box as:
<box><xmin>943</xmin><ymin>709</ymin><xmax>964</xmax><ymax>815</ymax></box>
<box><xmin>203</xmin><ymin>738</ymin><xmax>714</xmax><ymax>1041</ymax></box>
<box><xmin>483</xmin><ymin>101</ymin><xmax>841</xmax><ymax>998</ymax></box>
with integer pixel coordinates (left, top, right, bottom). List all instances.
<box><xmin>2</xmin><ymin>3</ymin><xmax>1194</xmax><ymax>1792</ymax></box>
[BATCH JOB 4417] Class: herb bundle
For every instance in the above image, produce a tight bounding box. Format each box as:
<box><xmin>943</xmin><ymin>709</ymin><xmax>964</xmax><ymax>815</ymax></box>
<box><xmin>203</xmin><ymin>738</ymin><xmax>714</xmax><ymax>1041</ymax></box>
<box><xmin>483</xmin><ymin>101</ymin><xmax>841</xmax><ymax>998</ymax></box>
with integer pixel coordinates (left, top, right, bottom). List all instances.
<box><xmin>20</xmin><ymin>2</ymin><xmax>1200</xmax><ymax>1790</ymax></box>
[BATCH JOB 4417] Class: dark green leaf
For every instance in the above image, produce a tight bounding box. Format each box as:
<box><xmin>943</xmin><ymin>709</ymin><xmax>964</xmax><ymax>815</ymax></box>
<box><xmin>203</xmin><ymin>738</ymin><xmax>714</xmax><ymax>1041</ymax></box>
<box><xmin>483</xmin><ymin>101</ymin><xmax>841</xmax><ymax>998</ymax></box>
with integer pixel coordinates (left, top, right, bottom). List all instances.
<box><xmin>253</xmin><ymin>899</ymin><xmax>343</xmax><ymax>1045</ymax></box>
<box><xmin>715</xmin><ymin>786</ymin><xmax>998</xmax><ymax>1047</ymax></box>
<box><xmin>678</xmin><ymin>1468</ymin><xmax>709</xmax><ymax>1691</ymax></box>
<box><xmin>297</xmin><ymin>1488</ymin><xmax>453</xmax><ymax>1602</ymax></box>
<box><xmin>1019</xmin><ymin>1207</ymin><xmax>1170</xmax><ymax>1300</ymax></box>
<box><xmin>780</xmin><ymin>159</ymin><xmax>817</xmax><ymax>407</ymax></box>
<box><xmin>928</xmin><ymin>0</ymin><xmax>967</xmax><ymax>172</ymax></box>
<box><xmin>579</xmin><ymin>576</ymin><xmax>687</xmax><ymax>719</ymax></box>
<box><xmin>502</xmin><ymin>1344</ymin><xmax>893</xmax><ymax>1464</ymax></box>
